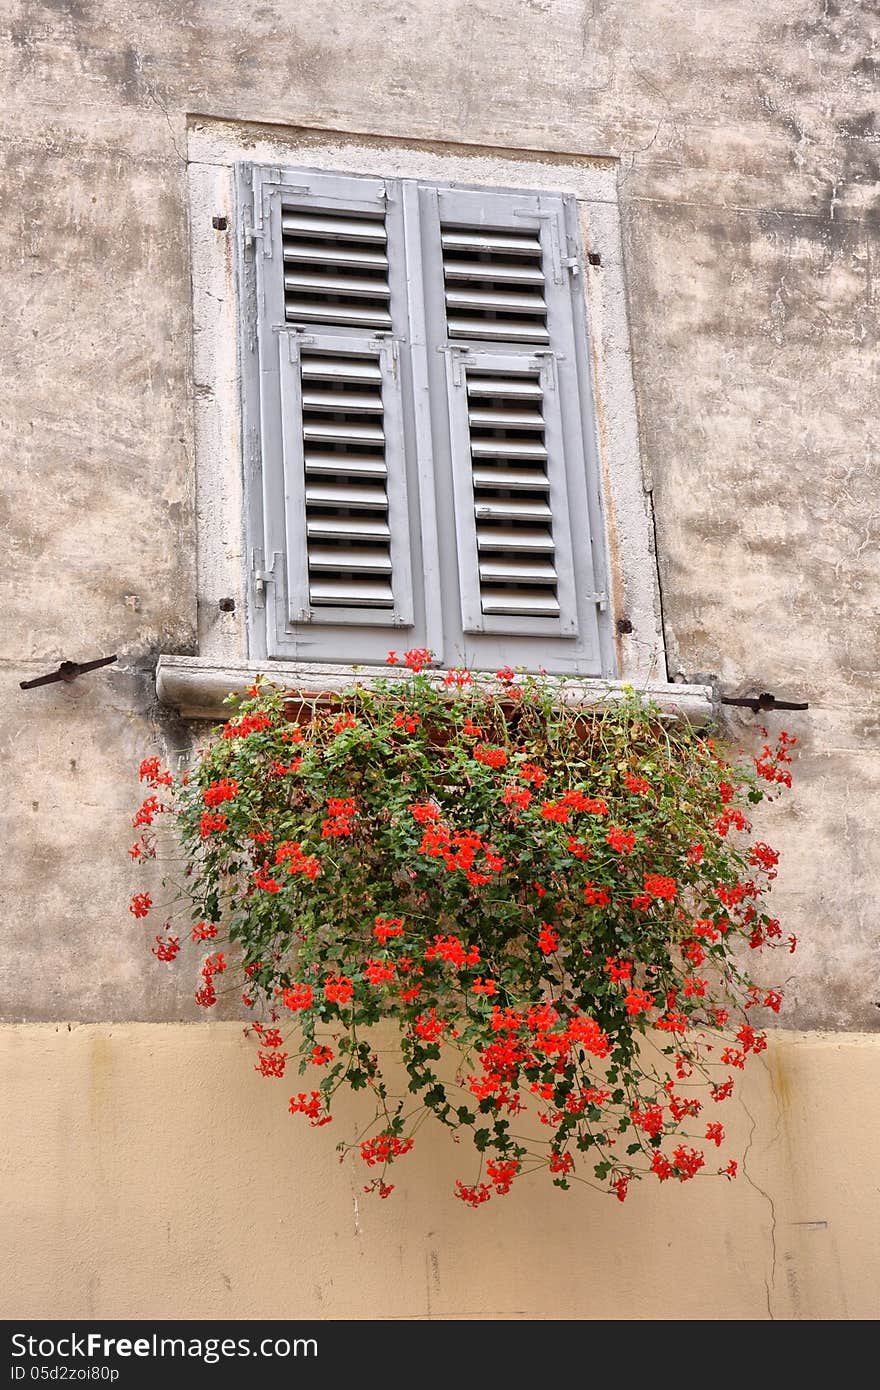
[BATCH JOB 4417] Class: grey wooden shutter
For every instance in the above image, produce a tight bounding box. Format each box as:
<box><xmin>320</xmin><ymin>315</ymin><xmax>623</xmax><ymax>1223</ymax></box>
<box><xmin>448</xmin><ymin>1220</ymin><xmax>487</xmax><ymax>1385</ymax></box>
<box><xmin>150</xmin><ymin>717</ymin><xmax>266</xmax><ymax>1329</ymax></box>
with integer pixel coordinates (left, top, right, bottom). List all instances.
<box><xmin>419</xmin><ymin>182</ymin><xmax>608</xmax><ymax>675</ymax></box>
<box><xmin>243</xmin><ymin>167</ymin><xmax>428</xmax><ymax>664</ymax></box>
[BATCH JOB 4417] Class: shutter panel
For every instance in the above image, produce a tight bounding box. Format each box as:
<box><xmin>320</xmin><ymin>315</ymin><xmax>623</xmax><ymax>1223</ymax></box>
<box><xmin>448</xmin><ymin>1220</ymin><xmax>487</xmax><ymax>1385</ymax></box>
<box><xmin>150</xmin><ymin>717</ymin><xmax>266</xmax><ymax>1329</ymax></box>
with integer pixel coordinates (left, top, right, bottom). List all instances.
<box><xmin>247</xmin><ymin>168</ymin><xmax>425</xmax><ymax>663</ymax></box>
<box><xmin>278</xmin><ymin>331</ymin><xmax>413</xmax><ymax>626</ymax></box>
<box><xmin>441</xmin><ymin>224</ymin><xmax>550</xmax><ymax>343</ymax></box>
<box><xmin>423</xmin><ymin>184</ymin><xmax>604</xmax><ymax>668</ymax></box>
<box><xmin>282</xmin><ymin>208</ymin><xmax>392</xmax><ymax>329</ymax></box>
<box><xmin>443</xmin><ymin>350</ymin><xmax>578</xmax><ymax>635</ymax></box>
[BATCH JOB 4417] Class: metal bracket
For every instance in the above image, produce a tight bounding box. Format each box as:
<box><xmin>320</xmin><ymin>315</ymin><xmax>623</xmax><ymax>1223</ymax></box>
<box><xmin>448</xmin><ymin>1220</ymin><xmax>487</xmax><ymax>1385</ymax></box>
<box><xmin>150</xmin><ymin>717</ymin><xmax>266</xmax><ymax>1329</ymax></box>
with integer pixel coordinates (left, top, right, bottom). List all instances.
<box><xmin>590</xmin><ymin>591</ymin><xmax>609</xmax><ymax>611</ymax></box>
<box><xmin>282</xmin><ymin>330</ymin><xmax>316</xmax><ymax>362</ymax></box>
<box><xmin>243</xmin><ymin>222</ymin><xmax>263</xmax><ymax>254</ymax></box>
<box><xmin>720</xmin><ymin>692</ymin><xmax>809</xmax><ymax>713</ymax></box>
<box><xmin>532</xmin><ymin>349</ymin><xmax>562</xmax><ymax>393</ymax></box>
<box><xmin>513</xmin><ymin>207</ymin><xmax>565</xmax><ymax>283</ymax></box>
<box><xmin>438</xmin><ymin>344</ymin><xmax>473</xmax><ymax>387</ymax></box>
<box><xmin>251</xmin><ymin>550</ymin><xmax>280</xmax><ymax>607</ymax></box>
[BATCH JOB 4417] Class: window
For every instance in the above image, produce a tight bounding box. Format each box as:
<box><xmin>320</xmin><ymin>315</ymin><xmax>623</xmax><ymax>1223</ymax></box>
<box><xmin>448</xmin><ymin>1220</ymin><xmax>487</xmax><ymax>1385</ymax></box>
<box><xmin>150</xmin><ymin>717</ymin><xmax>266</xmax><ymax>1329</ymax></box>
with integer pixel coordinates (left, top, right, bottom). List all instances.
<box><xmin>238</xmin><ymin>164</ymin><xmax>611</xmax><ymax>676</ymax></box>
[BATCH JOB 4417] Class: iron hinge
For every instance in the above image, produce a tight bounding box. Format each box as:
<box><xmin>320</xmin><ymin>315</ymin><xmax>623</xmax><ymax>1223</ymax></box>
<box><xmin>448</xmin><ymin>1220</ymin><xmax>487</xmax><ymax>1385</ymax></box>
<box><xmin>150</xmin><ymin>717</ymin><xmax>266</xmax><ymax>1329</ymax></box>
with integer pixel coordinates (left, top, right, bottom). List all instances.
<box><xmin>251</xmin><ymin>550</ymin><xmax>280</xmax><ymax>606</ymax></box>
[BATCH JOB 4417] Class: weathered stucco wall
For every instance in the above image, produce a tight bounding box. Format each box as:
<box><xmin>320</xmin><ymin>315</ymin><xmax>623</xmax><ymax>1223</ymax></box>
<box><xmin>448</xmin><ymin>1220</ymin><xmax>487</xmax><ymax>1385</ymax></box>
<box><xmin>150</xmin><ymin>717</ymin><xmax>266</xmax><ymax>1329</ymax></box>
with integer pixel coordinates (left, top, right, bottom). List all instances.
<box><xmin>0</xmin><ymin>0</ymin><xmax>878</xmax><ymax>1322</ymax></box>
<box><xmin>2</xmin><ymin>0</ymin><xmax>877</xmax><ymax>1028</ymax></box>
<box><xmin>1</xmin><ymin>1025</ymin><xmax>877</xmax><ymax>1321</ymax></box>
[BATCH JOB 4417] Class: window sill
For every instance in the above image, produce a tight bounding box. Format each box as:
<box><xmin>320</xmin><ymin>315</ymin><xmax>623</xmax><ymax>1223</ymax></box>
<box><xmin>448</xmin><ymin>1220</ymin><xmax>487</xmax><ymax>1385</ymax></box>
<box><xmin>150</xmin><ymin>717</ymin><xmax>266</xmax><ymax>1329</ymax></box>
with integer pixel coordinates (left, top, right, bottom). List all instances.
<box><xmin>155</xmin><ymin>654</ymin><xmax>715</xmax><ymax>725</ymax></box>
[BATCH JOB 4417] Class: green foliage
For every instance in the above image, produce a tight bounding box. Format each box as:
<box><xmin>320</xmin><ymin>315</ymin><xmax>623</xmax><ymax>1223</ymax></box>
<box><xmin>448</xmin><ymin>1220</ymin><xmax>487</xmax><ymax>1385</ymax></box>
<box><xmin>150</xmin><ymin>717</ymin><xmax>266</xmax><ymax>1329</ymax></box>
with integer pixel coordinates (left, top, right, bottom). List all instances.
<box><xmin>133</xmin><ymin>666</ymin><xmax>795</xmax><ymax>1206</ymax></box>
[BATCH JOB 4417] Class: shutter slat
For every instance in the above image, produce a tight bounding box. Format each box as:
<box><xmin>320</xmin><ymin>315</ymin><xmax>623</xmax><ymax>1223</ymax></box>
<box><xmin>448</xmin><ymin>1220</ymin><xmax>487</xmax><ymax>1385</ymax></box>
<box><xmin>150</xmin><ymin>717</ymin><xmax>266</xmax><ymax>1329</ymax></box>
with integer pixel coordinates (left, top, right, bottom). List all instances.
<box><xmin>468</xmin><ymin>406</ymin><xmax>544</xmax><ymax>428</ymax></box>
<box><xmin>441</xmin><ymin>229</ymin><xmax>541</xmax><ymax>255</ymax></box>
<box><xmin>445</xmin><ymin>287</ymin><xmax>547</xmax><ymax>313</ymax></box>
<box><xmin>479</xmin><ymin>557</ymin><xmax>557</xmax><ymax>582</ymax></box>
<box><xmin>476</xmin><ymin>524</ymin><xmax>555</xmax><ymax>551</ymax></box>
<box><xmin>308</xmin><ymin>545</ymin><xmax>393</xmax><ymax>573</ymax></box>
<box><xmin>302</xmin><ymin>421</ymin><xmax>385</xmax><ymax>446</ymax></box>
<box><xmin>301</xmin><ymin>358</ymin><xmax>382</xmax><ymax>383</ymax></box>
<box><xmin>446</xmin><ymin>316</ymin><xmax>550</xmax><ymax>343</ymax></box>
<box><xmin>305</xmin><ymin>480</ymin><xmax>388</xmax><ymax>509</ymax></box>
<box><xmin>285</xmin><ymin>271</ymin><xmax>391</xmax><ymax>300</ymax></box>
<box><xmin>309</xmin><ymin>577</ymin><xmax>394</xmax><ymax>607</ymax></box>
<box><xmin>306</xmin><ymin>513</ymin><xmax>392</xmax><ymax>540</ymax></box>
<box><xmin>472</xmin><ymin>467</ymin><xmax>551</xmax><ymax>490</ymax></box>
<box><xmin>481</xmin><ymin>587</ymin><xmax>561</xmax><ymax>617</ymax></box>
<box><xmin>282</xmin><ymin>213</ymin><xmax>387</xmax><ymax>242</ymax></box>
<box><xmin>284</xmin><ymin>241</ymin><xmax>389</xmax><ymax>270</ymax></box>
<box><xmin>304</xmin><ymin>452</ymin><xmax>387</xmax><ymax>478</ymax></box>
<box><xmin>285</xmin><ymin>300</ymin><xmax>393</xmax><ymax>328</ymax></box>
<box><xmin>474</xmin><ymin>496</ymin><xmax>553</xmax><ymax>521</ymax></box>
<box><xmin>302</xmin><ymin>388</ymin><xmax>384</xmax><ymax>413</ymax></box>
<box><xmin>470</xmin><ymin>437</ymin><xmax>548</xmax><ymax>459</ymax></box>
<box><xmin>443</xmin><ymin>257</ymin><xmax>544</xmax><ymax>285</ymax></box>
<box><xmin>466</xmin><ymin>377</ymin><xmax>543</xmax><ymax>398</ymax></box>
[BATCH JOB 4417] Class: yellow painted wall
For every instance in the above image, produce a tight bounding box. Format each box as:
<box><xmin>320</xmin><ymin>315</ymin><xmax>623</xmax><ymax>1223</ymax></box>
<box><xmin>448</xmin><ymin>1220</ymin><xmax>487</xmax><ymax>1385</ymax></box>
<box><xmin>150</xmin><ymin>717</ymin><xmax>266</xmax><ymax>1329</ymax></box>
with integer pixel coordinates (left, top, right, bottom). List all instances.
<box><xmin>1</xmin><ymin>1024</ymin><xmax>876</xmax><ymax>1321</ymax></box>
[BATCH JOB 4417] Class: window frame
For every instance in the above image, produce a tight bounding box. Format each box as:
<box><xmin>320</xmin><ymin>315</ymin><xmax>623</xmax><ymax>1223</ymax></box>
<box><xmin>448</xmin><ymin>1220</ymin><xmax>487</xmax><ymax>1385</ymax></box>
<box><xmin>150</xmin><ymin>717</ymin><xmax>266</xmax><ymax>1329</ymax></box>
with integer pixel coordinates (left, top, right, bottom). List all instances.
<box><xmin>171</xmin><ymin>119</ymin><xmax>689</xmax><ymax>720</ymax></box>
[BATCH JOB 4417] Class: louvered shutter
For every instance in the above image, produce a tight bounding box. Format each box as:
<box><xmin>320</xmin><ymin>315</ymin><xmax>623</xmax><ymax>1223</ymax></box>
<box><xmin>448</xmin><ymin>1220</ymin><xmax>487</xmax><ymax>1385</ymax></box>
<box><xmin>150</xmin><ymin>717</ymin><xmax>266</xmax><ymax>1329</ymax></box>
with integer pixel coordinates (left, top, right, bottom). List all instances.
<box><xmin>240</xmin><ymin>166</ymin><xmax>610</xmax><ymax>676</ymax></box>
<box><xmin>419</xmin><ymin>184</ymin><xmax>606</xmax><ymax>674</ymax></box>
<box><xmin>245</xmin><ymin>167</ymin><xmax>428</xmax><ymax>663</ymax></box>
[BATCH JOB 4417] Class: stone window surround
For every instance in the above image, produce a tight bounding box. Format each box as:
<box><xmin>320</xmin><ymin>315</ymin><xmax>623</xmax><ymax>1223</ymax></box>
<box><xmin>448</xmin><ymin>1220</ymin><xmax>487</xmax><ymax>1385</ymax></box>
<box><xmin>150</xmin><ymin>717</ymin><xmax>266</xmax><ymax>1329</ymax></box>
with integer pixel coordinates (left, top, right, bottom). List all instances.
<box><xmin>155</xmin><ymin>115</ymin><xmax>712</xmax><ymax>724</ymax></box>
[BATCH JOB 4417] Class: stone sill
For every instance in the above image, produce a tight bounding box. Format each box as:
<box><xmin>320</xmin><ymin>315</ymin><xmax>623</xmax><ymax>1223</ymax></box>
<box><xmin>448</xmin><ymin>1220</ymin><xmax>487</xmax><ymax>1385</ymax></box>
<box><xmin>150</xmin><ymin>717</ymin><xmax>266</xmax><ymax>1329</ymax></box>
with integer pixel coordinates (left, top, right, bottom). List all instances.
<box><xmin>156</xmin><ymin>654</ymin><xmax>716</xmax><ymax>725</ymax></box>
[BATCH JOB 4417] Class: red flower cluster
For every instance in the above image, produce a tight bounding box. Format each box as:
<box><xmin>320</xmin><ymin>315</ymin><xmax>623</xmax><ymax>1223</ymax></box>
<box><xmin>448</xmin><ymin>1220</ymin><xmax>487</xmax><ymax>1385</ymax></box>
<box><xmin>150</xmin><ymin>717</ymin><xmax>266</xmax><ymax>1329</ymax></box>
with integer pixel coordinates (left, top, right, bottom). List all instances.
<box><xmin>253</xmin><ymin>863</ymin><xmax>281</xmax><ymax>893</ymax></box>
<box><xmin>606</xmin><ymin>826</ymin><xmax>636</xmax><ymax>854</ymax></box>
<box><xmin>486</xmin><ymin>1158</ymin><xmax>519</xmax><ymax>1194</ymax></box>
<box><xmin>222</xmin><ymin>711</ymin><xmax>273</xmax><ymax>740</ymax></box>
<box><xmin>275</xmin><ymin>840</ymin><xmax>321</xmax><ymax>881</ymax></box>
<box><xmin>152</xmin><ymin>933</ymin><xmax>180</xmax><ymax>962</ymax></box>
<box><xmin>324</xmin><ymin>974</ymin><xmax>354</xmax><ymax>1005</ymax></box>
<box><xmin>139</xmin><ymin>757</ymin><xmax>173</xmax><ymax>788</ymax></box>
<box><xmin>191</xmin><ymin>922</ymin><xmax>218</xmax><ymax>942</ymax></box>
<box><xmin>360</xmin><ymin>1135</ymin><xmax>414</xmax><ymax>1167</ymax></box>
<box><xmin>393</xmin><ymin>710</ymin><xmax>421</xmax><ymax>733</ymax></box>
<box><xmin>536</xmin><ymin>924</ymin><xmax>559</xmax><ymax>955</ymax></box>
<box><xmin>202</xmin><ymin>779</ymin><xmax>239</xmax><ymax>807</ymax></box>
<box><xmin>518</xmin><ymin>762</ymin><xmax>547</xmax><ymax>787</ymax></box>
<box><xmin>418</xmin><ymin>821</ymin><xmax>505</xmax><ymax>886</ymax></box>
<box><xmin>321</xmin><ymin>797</ymin><xmax>357</xmax><ymax>839</ymax></box>
<box><xmin>642</xmin><ymin>874</ymin><xmax>677</xmax><ymax>901</ymax></box>
<box><xmin>583</xmin><ymin>881</ymin><xmax>611</xmax><ymax>907</ymax></box>
<box><xmin>289</xmin><ymin>1092</ymin><xmax>332</xmax><ymax>1127</ymax></box>
<box><xmin>425</xmin><ymin>934</ymin><xmax>481</xmax><ymax>969</ymax></box>
<box><xmin>195</xmin><ymin>952</ymin><xmax>226</xmax><ymax>1008</ymax></box>
<box><xmin>200</xmin><ymin>812</ymin><xmax>228</xmax><ymax>838</ymax></box>
<box><xmin>255</xmin><ymin>1049</ymin><xmax>288</xmax><ymax>1078</ymax></box>
<box><xmin>374</xmin><ymin>916</ymin><xmax>405</xmax><ymax>944</ymax></box>
<box><xmin>623</xmin><ymin>772</ymin><xmax>651</xmax><ymax>796</ymax></box>
<box><xmin>281</xmin><ymin>983</ymin><xmax>314</xmax><ymax>1012</ymax></box>
<box><xmin>755</xmin><ymin>731</ymin><xmax>796</xmax><ymax>789</ymax></box>
<box><xmin>455</xmin><ymin>1181</ymin><xmax>492</xmax><ymax>1207</ymax></box>
<box><xmin>474</xmin><ymin>745</ymin><xmax>507</xmax><ymax>768</ymax></box>
<box><xmin>132</xmin><ymin>796</ymin><xmax>161</xmax><ymax>829</ymax></box>
<box><xmin>364</xmin><ymin>959</ymin><xmax>395</xmax><ymax>986</ymax></box>
<box><xmin>624</xmin><ymin>987</ymin><xmax>654</xmax><ymax>1016</ymax></box>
